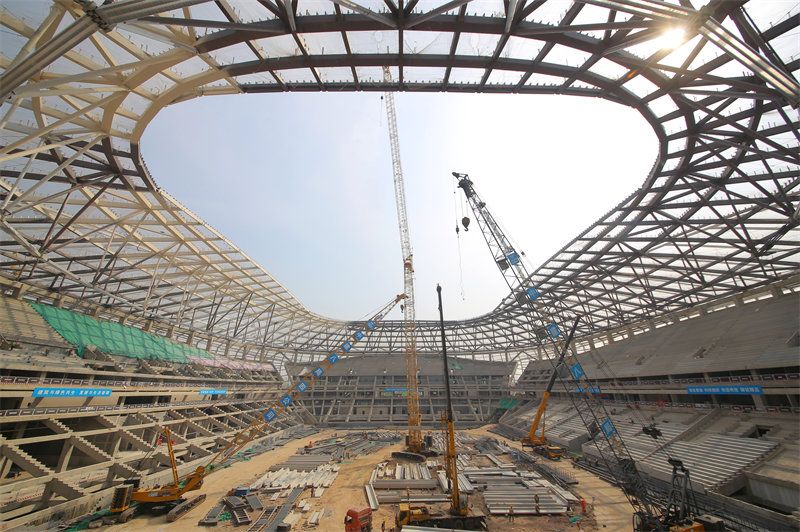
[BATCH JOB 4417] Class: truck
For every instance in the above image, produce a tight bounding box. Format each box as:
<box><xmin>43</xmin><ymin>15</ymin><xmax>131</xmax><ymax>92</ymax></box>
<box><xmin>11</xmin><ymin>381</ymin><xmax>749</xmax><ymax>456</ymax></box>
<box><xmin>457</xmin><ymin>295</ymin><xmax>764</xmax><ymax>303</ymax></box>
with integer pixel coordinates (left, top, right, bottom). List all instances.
<box><xmin>396</xmin><ymin>502</ymin><xmax>485</xmax><ymax>530</ymax></box>
<box><xmin>344</xmin><ymin>506</ymin><xmax>372</xmax><ymax>531</ymax></box>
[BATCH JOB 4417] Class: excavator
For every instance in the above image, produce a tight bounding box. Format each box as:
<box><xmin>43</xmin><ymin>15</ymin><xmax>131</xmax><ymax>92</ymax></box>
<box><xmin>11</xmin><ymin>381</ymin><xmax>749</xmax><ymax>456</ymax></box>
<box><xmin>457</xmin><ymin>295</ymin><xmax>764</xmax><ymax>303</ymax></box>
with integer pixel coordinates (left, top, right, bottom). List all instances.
<box><xmin>395</xmin><ymin>285</ymin><xmax>486</xmax><ymax>530</ymax></box>
<box><xmin>521</xmin><ymin>315</ymin><xmax>582</xmax><ymax>460</ymax></box>
<box><xmin>109</xmin><ymin>295</ymin><xmax>406</xmax><ymax>522</ymax></box>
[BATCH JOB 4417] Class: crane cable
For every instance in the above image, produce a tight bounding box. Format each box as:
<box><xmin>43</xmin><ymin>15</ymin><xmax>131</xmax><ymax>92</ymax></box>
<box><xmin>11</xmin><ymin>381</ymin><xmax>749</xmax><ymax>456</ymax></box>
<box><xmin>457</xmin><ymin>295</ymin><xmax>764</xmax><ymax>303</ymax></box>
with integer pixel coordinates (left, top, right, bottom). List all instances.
<box><xmin>452</xmin><ymin>179</ymin><xmax>466</xmax><ymax>300</ymax></box>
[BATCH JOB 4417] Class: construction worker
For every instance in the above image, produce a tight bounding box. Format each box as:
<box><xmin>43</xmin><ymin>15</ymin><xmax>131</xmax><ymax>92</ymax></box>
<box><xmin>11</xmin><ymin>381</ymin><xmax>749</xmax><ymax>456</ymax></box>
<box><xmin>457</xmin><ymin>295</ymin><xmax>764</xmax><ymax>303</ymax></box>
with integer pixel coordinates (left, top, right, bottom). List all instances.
<box><xmin>508</xmin><ymin>504</ymin><xmax>514</xmax><ymax>523</ymax></box>
<box><xmin>381</xmin><ymin>518</ymin><xmax>386</xmax><ymax>532</ymax></box>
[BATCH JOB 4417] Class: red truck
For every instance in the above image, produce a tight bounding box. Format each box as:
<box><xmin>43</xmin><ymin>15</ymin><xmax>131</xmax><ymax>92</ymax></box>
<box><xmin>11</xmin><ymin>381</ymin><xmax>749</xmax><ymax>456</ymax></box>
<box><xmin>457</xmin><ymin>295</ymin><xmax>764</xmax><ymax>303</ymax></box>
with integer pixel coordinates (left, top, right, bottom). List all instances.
<box><xmin>344</xmin><ymin>507</ymin><xmax>372</xmax><ymax>531</ymax></box>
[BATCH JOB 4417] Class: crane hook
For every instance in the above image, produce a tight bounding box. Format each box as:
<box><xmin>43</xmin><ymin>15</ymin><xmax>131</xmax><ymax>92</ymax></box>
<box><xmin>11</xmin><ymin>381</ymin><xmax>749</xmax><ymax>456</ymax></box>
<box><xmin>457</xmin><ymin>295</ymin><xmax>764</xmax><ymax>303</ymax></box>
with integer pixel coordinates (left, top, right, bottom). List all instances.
<box><xmin>461</xmin><ymin>217</ymin><xmax>470</xmax><ymax>231</ymax></box>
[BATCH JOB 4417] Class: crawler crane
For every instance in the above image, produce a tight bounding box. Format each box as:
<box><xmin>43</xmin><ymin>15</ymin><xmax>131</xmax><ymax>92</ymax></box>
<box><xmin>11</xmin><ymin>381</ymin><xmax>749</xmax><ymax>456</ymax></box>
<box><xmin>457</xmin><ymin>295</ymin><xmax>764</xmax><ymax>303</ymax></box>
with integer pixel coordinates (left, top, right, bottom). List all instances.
<box><xmin>522</xmin><ymin>315</ymin><xmax>582</xmax><ymax>460</ymax></box>
<box><xmin>383</xmin><ymin>67</ymin><xmax>431</xmax><ymax>460</ymax></box>
<box><xmin>453</xmin><ymin>172</ymin><xmax>715</xmax><ymax>531</ymax></box>
<box><xmin>395</xmin><ymin>285</ymin><xmax>486</xmax><ymax>530</ymax></box>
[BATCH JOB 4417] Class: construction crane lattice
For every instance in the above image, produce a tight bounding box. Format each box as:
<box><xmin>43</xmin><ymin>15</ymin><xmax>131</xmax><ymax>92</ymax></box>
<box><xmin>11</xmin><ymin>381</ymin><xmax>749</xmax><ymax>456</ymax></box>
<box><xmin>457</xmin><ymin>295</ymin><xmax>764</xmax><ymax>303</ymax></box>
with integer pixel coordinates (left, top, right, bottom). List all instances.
<box><xmin>383</xmin><ymin>67</ymin><xmax>423</xmax><ymax>452</ymax></box>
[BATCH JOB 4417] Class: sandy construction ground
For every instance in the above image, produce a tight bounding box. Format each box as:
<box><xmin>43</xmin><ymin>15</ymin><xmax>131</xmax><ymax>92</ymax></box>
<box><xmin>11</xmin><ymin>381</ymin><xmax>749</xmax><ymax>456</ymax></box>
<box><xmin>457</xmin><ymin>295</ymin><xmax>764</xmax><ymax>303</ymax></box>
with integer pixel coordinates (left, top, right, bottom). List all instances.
<box><xmin>101</xmin><ymin>425</ymin><xmax>628</xmax><ymax>532</ymax></box>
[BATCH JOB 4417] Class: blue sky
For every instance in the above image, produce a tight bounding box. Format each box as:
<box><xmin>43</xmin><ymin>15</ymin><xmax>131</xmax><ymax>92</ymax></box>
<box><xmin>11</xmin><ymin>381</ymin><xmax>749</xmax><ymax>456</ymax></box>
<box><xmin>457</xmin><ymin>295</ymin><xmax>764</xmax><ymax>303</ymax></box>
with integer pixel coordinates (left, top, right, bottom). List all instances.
<box><xmin>142</xmin><ymin>92</ymin><xmax>656</xmax><ymax>321</ymax></box>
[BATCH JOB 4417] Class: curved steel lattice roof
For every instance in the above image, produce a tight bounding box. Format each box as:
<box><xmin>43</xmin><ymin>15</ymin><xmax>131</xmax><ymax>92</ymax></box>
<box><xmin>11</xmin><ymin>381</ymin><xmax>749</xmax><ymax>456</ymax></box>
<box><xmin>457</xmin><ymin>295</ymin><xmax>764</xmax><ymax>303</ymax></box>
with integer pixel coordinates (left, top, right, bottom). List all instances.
<box><xmin>1</xmin><ymin>0</ymin><xmax>798</xmax><ymax>365</ymax></box>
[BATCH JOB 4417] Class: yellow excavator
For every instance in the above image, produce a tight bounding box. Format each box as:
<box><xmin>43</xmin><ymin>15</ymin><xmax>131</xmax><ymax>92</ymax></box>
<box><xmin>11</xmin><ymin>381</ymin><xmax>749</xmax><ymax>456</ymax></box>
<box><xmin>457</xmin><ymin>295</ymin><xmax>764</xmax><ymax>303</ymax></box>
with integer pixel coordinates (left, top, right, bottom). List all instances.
<box><xmin>521</xmin><ymin>315</ymin><xmax>582</xmax><ymax>460</ymax></box>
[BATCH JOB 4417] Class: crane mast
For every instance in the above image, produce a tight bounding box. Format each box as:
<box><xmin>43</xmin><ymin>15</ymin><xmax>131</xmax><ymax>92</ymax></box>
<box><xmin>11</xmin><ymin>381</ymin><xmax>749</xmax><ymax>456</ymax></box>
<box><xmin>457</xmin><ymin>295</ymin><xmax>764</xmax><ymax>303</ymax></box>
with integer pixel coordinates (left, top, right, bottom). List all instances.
<box><xmin>383</xmin><ymin>67</ymin><xmax>423</xmax><ymax>453</ymax></box>
<box><xmin>453</xmin><ymin>172</ymin><xmax>666</xmax><ymax>530</ymax></box>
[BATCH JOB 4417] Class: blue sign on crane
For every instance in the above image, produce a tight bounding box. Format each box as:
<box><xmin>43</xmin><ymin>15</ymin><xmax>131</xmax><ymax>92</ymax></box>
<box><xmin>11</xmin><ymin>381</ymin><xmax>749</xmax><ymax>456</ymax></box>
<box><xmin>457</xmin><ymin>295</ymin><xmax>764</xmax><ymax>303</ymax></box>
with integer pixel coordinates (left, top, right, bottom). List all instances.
<box><xmin>547</xmin><ymin>324</ymin><xmax>561</xmax><ymax>338</ymax></box>
<box><xmin>296</xmin><ymin>381</ymin><xmax>308</xmax><ymax>393</ymax></box>
<box><xmin>328</xmin><ymin>353</ymin><xmax>338</xmax><ymax>364</ymax></box>
<box><xmin>526</xmin><ymin>286</ymin><xmax>539</xmax><ymax>300</ymax></box>
<box><xmin>313</xmin><ymin>367</ymin><xmax>324</xmax><ymax>377</ymax></box>
<box><xmin>507</xmin><ymin>252</ymin><xmax>520</xmax><ymax>265</ymax></box>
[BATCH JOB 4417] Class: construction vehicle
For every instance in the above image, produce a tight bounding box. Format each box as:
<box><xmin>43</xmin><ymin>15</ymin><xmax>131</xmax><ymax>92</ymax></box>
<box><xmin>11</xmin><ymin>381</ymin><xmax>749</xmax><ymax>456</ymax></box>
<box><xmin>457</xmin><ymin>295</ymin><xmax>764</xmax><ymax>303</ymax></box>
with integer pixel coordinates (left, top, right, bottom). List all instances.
<box><xmin>344</xmin><ymin>506</ymin><xmax>373</xmax><ymax>531</ymax></box>
<box><xmin>382</xmin><ymin>67</ymin><xmax>434</xmax><ymax>462</ymax></box>
<box><xmin>395</xmin><ymin>285</ymin><xmax>486</xmax><ymax>530</ymax></box>
<box><xmin>453</xmin><ymin>172</ymin><xmax>716</xmax><ymax>531</ymax></box>
<box><xmin>108</xmin><ymin>427</ymin><xmax>206</xmax><ymax>522</ymax></box>
<box><xmin>521</xmin><ymin>315</ymin><xmax>582</xmax><ymax>460</ymax></box>
<box><xmin>109</xmin><ymin>295</ymin><xmax>405</xmax><ymax>519</ymax></box>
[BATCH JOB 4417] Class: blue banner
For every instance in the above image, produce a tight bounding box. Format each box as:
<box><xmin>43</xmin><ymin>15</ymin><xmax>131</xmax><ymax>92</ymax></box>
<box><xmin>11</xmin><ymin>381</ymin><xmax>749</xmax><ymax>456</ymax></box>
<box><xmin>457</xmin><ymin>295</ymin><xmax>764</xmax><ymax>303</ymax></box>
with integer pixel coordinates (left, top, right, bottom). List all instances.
<box><xmin>574</xmin><ymin>387</ymin><xmax>601</xmax><ymax>393</ymax></box>
<box><xmin>687</xmin><ymin>385</ymin><xmax>763</xmax><ymax>395</ymax></box>
<box><xmin>33</xmin><ymin>388</ymin><xmax>111</xmax><ymax>397</ymax></box>
<box><xmin>385</xmin><ymin>387</ymin><xmax>407</xmax><ymax>392</ymax></box>
<box><xmin>199</xmin><ymin>389</ymin><xmax>227</xmax><ymax>395</ymax></box>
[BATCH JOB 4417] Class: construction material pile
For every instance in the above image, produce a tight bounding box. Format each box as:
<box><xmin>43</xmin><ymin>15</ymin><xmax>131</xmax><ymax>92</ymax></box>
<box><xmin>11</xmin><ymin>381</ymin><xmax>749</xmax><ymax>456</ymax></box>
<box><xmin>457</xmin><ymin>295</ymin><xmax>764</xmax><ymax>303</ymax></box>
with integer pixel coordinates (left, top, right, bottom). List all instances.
<box><xmin>300</xmin><ymin>431</ymin><xmax>402</xmax><ymax>460</ymax></box>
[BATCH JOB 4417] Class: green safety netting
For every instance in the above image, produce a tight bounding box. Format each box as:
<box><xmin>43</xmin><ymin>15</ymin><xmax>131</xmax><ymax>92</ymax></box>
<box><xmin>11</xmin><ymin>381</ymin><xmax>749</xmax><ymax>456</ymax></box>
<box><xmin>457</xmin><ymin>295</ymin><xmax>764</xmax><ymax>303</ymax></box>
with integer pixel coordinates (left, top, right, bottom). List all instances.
<box><xmin>498</xmin><ymin>398</ymin><xmax>518</xmax><ymax>409</ymax></box>
<box><xmin>29</xmin><ymin>302</ymin><xmax>214</xmax><ymax>363</ymax></box>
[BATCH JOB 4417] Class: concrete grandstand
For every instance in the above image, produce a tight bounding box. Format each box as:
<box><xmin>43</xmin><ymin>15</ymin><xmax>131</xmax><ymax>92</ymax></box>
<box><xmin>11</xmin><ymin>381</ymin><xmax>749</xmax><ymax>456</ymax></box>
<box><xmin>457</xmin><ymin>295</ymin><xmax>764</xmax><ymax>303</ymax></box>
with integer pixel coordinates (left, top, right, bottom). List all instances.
<box><xmin>1</xmin><ymin>1</ymin><xmax>798</xmax><ymax>530</ymax></box>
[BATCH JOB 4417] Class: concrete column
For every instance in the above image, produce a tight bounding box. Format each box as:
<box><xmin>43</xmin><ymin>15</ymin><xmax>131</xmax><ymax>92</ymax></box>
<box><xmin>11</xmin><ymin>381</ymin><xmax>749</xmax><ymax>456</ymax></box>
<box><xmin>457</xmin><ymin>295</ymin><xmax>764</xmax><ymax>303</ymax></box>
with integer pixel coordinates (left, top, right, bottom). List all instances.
<box><xmin>11</xmin><ymin>284</ymin><xmax>29</xmax><ymax>299</ymax></box>
<box><xmin>0</xmin><ymin>457</ymin><xmax>13</xmax><ymax>479</ymax></box>
<box><xmin>56</xmin><ymin>440</ymin><xmax>75</xmax><ymax>473</ymax></box>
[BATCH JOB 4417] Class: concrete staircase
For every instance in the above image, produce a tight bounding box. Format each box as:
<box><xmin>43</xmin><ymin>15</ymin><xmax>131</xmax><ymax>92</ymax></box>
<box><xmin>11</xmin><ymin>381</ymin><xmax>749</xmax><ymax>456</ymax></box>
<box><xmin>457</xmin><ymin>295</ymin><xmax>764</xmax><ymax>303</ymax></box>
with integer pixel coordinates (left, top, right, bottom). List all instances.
<box><xmin>70</xmin><ymin>434</ymin><xmax>113</xmax><ymax>463</ymax></box>
<box><xmin>0</xmin><ymin>439</ymin><xmax>54</xmax><ymax>477</ymax></box>
<box><xmin>47</xmin><ymin>477</ymin><xmax>87</xmax><ymax>500</ymax></box>
<box><xmin>42</xmin><ymin>418</ymin><xmax>71</xmax><ymax>435</ymax></box>
<box><xmin>118</xmin><ymin>428</ymin><xmax>155</xmax><ymax>452</ymax></box>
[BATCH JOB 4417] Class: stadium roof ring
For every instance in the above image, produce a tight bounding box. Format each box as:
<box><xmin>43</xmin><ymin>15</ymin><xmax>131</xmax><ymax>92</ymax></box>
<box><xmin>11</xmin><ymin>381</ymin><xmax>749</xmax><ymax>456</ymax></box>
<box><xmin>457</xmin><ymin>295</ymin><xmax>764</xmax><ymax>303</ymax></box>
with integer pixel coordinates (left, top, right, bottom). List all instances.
<box><xmin>0</xmin><ymin>0</ymin><xmax>798</xmax><ymax>363</ymax></box>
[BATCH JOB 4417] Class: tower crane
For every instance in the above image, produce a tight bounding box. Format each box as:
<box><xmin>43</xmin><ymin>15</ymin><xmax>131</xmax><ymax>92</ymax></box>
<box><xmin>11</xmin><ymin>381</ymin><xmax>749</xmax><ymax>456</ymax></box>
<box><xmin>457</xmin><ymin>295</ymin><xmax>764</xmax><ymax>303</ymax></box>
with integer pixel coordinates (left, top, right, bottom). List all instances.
<box><xmin>382</xmin><ymin>67</ymin><xmax>426</xmax><ymax>457</ymax></box>
<box><xmin>452</xmin><ymin>172</ymin><xmax>710</xmax><ymax>531</ymax></box>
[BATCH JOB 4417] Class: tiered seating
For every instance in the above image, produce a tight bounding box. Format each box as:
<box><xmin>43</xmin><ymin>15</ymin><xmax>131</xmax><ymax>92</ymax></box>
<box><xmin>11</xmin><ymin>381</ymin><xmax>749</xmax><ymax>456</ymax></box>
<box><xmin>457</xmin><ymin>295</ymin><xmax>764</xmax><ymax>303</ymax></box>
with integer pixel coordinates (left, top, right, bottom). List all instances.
<box><xmin>636</xmin><ymin>435</ymin><xmax>778</xmax><ymax>491</ymax></box>
<box><xmin>0</xmin><ymin>297</ymin><xmax>71</xmax><ymax>348</ymax></box>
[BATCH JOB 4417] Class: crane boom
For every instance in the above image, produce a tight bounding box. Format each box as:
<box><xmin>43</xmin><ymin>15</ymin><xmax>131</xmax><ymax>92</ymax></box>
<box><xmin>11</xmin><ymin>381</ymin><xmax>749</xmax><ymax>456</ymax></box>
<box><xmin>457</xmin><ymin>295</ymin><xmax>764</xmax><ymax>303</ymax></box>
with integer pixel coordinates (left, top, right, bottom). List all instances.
<box><xmin>383</xmin><ymin>67</ymin><xmax>423</xmax><ymax>453</ymax></box>
<box><xmin>453</xmin><ymin>172</ymin><xmax>666</xmax><ymax>530</ymax></box>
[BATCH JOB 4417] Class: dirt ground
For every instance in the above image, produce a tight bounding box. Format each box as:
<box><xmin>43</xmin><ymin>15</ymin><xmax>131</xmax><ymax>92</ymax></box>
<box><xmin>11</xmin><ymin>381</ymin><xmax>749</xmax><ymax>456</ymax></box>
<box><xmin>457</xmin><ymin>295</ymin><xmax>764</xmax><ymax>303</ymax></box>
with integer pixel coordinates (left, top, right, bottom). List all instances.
<box><xmin>98</xmin><ymin>425</ymin><xmax>629</xmax><ymax>532</ymax></box>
